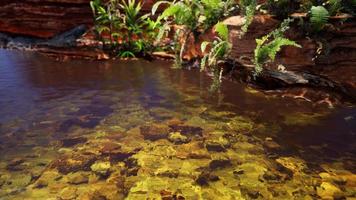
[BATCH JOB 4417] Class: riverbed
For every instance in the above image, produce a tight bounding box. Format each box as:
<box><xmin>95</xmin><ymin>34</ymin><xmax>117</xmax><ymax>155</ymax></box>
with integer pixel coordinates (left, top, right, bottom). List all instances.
<box><xmin>0</xmin><ymin>49</ymin><xmax>355</xmax><ymax>199</ymax></box>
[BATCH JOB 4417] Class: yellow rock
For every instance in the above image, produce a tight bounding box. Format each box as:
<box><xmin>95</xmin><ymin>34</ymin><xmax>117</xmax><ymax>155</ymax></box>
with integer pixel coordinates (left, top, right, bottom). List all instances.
<box><xmin>317</xmin><ymin>182</ymin><xmax>343</xmax><ymax>200</ymax></box>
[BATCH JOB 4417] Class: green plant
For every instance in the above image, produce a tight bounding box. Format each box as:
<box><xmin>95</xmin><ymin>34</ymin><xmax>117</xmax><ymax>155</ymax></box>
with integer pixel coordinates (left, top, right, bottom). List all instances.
<box><xmin>327</xmin><ymin>0</ymin><xmax>342</xmax><ymax>16</ymax></box>
<box><xmin>266</xmin><ymin>0</ymin><xmax>300</xmax><ymax>19</ymax></box>
<box><xmin>239</xmin><ymin>0</ymin><xmax>257</xmax><ymax>35</ymax></box>
<box><xmin>152</xmin><ymin>0</ymin><xmax>202</xmax><ymax>67</ymax></box>
<box><xmin>201</xmin><ymin>22</ymin><xmax>232</xmax><ymax>90</ymax></box>
<box><xmin>310</xmin><ymin>6</ymin><xmax>330</xmax><ymax>32</ymax></box>
<box><xmin>120</xmin><ymin>0</ymin><xmax>147</xmax><ymax>37</ymax></box>
<box><xmin>200</xmin><ymin>0</ymin><xmax>237</xmax><ymax>31</ymax></box>
<box><xmin>90</xmin><ymin>0</ymin><xmax>161</xmax><ymax>58</ymax></box>
<box><xmin>153</xmin><ymin>0</ymin><xmax>201</xmax><ymax>31</ymax></box>
<box><xmin>254</xmin><ymin>19</ymin><xmax>301</xmax><ymax>75</ymax></box>
<box><xmin>90</xmin><ymin>0</ymin><xmax>122</xmax><ymax>47</ymax></box>
<box><xmin>153</xmin><ymin>0</ymin><xmax>236</xmax><ymax>67</ymax></box>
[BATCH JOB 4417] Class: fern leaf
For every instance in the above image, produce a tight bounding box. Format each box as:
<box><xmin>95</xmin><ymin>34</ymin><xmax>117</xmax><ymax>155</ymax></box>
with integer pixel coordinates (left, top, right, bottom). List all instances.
<box><xmin>328</xmin><ymin>0</ymin><xmax>342</xmax><ymax>15</ymax></box>
<box><xmin>214</xmin><ymin>22</ymin><xmax>229</xmax><ymax>41</ymax></box>
<box><xmin>160</xmin><ymin>4</ymin><xmax>181</xmax><ymax>20</ymax></box>
<box><xmin>241</xmin><ymin>0</ymin><xmax>257</xmax><ymax>34</ymax></box>
<box><xmin>310</xmin><ymin>6</ymin><xmax>330</xmax><ymax>32</ymax></box>
<box><xmin>266</xmin><ymin>38</ymin><xmax>301</xmax><ymax>61</ymax></box>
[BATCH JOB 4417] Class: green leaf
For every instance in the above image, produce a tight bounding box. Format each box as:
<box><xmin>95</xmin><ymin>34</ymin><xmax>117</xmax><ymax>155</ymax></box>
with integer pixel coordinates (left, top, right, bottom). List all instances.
<box><xmin>214</xmin><ymin>22</ymin><xmax>229</xmax><ymax>41</ymax></box>
<box><xmin>160</xmin><ymin>4</ymin><xmax>181</xmax><ymax>20</ymax></box>
<box><xmin>253</xmin><ymin>19</ymin><xmax>301</xmax><ymax>75</ymax></box>
<box><xmin>310</xmin><ymin>6</ymin><xmax>330</xmax><ymax>32</ymax></box>
<box><xmin>119</xmin><ymin>51</ymin><xmax>136</xmax><ymax>58</ymax></box>
<box><xmin>241</xmin><ymin>0</ymin><xmax>257</xmax><ymax>34</ymax></box>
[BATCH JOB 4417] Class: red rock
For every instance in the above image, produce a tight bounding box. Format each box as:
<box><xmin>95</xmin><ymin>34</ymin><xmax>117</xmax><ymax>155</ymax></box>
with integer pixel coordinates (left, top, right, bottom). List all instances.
<box><xmin>0</xmin><ymin>0</ymin><xmax>156</xmax><ymax>38</ymax></box>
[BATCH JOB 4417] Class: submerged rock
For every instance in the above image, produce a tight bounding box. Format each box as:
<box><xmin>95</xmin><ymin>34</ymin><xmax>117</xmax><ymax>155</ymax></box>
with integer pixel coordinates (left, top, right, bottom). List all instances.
<box><xmin>283</xmin><ymin>112</ymin><xmax>323</xmax><ymax>126</ymax></box>
<box><xmin>262</xmin><ymin>171</ymin><xmax>283</xmax><ymax>182</ymax></box>
<box><xmin>50</xmin><ymin>153</ymin><xmax>97</xmax><ymax>174</ymax></box>
<box><xmin>59</xmin><ymin>187</ymin><xmax>78</xmax><ymax>200</ymax></box>
<box><xmin>91</xmin><ymin>161</ymin><xmax>111</xmax><ymax>176</ymax></box>
<box><xmin>100</xmin><ymin>142</ymin><xmax>121</xmax><ymax>154</ymax></box>
<box><xmin>140</xmin><ymin>124</ymin><xmax>170</xmax><ymax>141</ymax></box>
<box><xmin>226</xmin><ymin>116</ymin><xmax>255</xmax><ymax>133</ymax></box>
<box><xmin>317</xmin><ymin>182</ymin><xmax>343</xmax><ymax>199</ymax></box>
<box><xmin>263</xmin><ymin>137</ymin><xmax>282</xmax><ymax>152</ymax></box>
<box><xmin>33</xmin><ymin>170</ymin><xmax>62</xmax><ymax>188</ymax></box>
<box><xmin>99</xmin><ymin>141</ymin><xmax>140</xmax><ymax>162</ymax></box>
<box><xmin>9</xmin><ymin>173</ymin><xmax>32</xmax><ymax>189</ymax></box>
<box><xmin>60</xmin><ymin>137</ymin><xmax>87</xmax><ymax>147</ymax></box>
<box><xmin>205</xmin><ymin>137</ymin><xmax>231</xmax><ymax>152</ymax></box>
<box><xmin>168</xmin><ymin>132</ymin><xmax>190</xmax><ymax>144</ymax></box>
<box><xmin>195</xmin><ymin>171</ymin><xmax>220</xmax><ymax>186</ymax></box>
<box><xmin>67</xmin><ymin>172</ymin><xmax>89</xmax><ymax>185</ymax></box>
<box><xmin>6</xmin><ymin>158</ymin><xmax>25</xmax><ymax>171</ymax></box>
<box><xmin>209</xmin><ymin>156</ymin><xmax>232</xmax><ymax>170</ymax></box>
<box><xmin>169</xmin><ymin>125</ymin><xmax>203</xmax><ymax>137</ymax></box>
<box><xmin>276</xmin><ymin>157</ymin><xmax>307</xmax><ymax>174</ymax></box>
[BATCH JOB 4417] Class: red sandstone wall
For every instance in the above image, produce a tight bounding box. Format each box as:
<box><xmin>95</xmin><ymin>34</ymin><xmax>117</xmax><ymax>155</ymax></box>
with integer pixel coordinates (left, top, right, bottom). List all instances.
<box><xmin>0</xmin><ymin>0</ymin><xmax>155</xmax><ymax>38</ymax></box>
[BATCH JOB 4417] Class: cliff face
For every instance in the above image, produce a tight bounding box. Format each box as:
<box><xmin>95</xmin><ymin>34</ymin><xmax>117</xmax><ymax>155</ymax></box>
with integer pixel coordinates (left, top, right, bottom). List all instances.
<box><xmin>0</xmin><ymin>0</ymin><xmax>94</xmax><ymax>38</ymax></box>
<box><xmin>0</xmin><ymin>0</ymin><xmax>155</xmax><ymax>38</ymax></box>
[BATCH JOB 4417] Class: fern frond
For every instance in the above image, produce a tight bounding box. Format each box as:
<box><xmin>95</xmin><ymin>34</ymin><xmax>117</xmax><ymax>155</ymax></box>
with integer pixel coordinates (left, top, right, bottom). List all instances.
<box><xmin>253</xmin><ymin>19</ymin><xmax>301</xmax><ymax>75</ymax></box>
<box><xmin>160</xmin><ymin>4</ymin><xmax>181</xmax><ymax>20</ymax></box>
<box><xmin>241</xmin><ymin>0</ymin><xmax>257</xmax><ymax>35</ymax></box>
<box><xmin>327</xmin><ymin>0</ymin><xmax>342</xmax><ymax>15</ymax></box>
<box><xmin>310</xmin><ymin>6</ymin><xmax>330</xmax><ymax>32</ymax></box>
<box><xmin>214</xmin><ymin>22</ymin><xmax>229</xmax><ymax>41</ymax></box>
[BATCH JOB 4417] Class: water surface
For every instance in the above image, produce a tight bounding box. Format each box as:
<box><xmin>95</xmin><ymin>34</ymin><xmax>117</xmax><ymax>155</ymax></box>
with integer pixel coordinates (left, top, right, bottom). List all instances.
<box><xmin>0</xmin><ymin>49</ymin><xmax>355</xmax><ymax>199</ymax></box>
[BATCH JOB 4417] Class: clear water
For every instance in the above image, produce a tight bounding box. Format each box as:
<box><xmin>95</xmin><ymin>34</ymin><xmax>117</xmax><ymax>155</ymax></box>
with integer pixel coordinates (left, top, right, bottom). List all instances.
<box><xmin>0</xmin><ymin>49</ymin><xmax>355</xmax><ymax>199</ymax></box>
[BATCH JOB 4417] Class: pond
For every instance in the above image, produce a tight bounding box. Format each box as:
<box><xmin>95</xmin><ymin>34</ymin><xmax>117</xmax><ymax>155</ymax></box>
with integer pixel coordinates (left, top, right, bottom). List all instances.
<box><xmin>0</xmin><ymin>49</ymin><xmax>355</xmax><ymax>199</ymax></box>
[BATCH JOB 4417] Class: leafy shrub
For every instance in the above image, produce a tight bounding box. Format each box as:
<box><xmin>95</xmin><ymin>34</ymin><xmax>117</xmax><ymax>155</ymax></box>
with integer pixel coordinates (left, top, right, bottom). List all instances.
<box><xmin>90</xmin><ymin>0</ymin><xmax>160</xmax><ymax>57</ymax></box>
<box><xmin>152</xmin><ymin>0</ymin><xmax>236</xmax><ymax>66</ymax></box>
